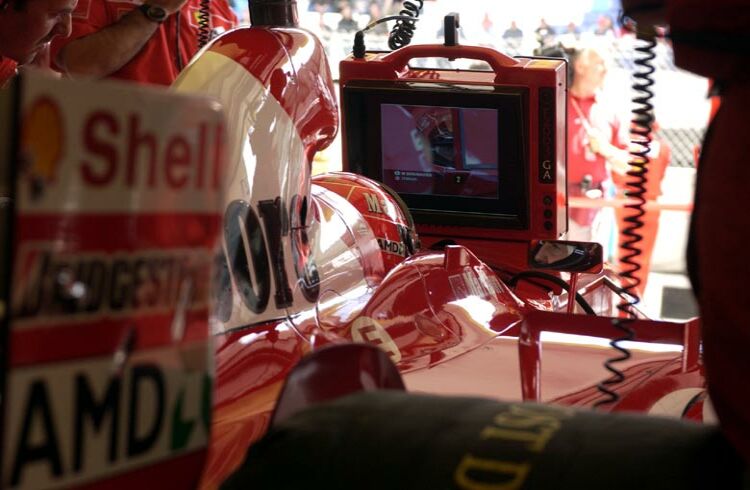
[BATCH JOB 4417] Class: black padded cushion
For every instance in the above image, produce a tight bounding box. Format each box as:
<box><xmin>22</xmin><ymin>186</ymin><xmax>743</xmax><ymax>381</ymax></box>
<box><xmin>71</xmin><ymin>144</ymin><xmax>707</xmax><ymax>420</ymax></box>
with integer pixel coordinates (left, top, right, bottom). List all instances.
<box><xmin>222</xmin><ymin>391</ymin><xmax>746</xmax><ymax>490</ymax></box>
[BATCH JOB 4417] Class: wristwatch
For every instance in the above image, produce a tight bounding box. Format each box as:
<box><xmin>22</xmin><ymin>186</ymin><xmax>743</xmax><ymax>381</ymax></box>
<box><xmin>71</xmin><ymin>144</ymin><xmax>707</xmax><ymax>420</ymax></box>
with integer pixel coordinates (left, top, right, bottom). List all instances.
<box><xmin>138</xmin><ymin>3</ymin><xmax>168</xmax><ymax>23</ymax></box>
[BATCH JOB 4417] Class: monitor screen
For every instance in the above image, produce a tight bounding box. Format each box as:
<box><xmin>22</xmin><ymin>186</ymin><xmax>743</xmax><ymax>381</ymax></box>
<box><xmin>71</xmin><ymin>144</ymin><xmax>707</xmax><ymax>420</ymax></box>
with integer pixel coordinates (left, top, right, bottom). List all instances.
<box><xmin>380</xmin><ymin>104</ymin><xmax>499</xmax><ymax>200</ymax></box>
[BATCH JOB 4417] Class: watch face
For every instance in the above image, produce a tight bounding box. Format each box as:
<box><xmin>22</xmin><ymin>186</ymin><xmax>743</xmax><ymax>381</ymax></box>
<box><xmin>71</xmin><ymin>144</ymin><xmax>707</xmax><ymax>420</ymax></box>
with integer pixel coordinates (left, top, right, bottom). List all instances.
<box><xmin>141</xmin><ymin>4</ymin><xmax>167</xmax><ymax>22</ymax></box>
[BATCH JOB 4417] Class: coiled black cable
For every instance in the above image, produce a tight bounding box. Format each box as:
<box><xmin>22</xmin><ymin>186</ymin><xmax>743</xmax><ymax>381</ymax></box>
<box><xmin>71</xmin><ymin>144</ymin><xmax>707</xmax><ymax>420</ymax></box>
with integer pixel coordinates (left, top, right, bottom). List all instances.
<box><xmin>197</xmin><ymin>0</ymin><xmax>211</xmax><ymax>49</ymax></box>
<box><xmin>388</xmin><ymin>0</ymin><xmax>423</xmax><ymax>50</ymax></box>
<box><xmin>353</xmin><ymin>14</ymin><xmax>421</xmax><ymax>58</ymax></box>
<box><xmin>594</xmin><ymin>27</ymin><xmax>657</xmax><ymax>408</ymax></box>
<box><xmin>506</xmin><ymin>270</ymin><xmax>597</xmax><ymax>316</ymax></box>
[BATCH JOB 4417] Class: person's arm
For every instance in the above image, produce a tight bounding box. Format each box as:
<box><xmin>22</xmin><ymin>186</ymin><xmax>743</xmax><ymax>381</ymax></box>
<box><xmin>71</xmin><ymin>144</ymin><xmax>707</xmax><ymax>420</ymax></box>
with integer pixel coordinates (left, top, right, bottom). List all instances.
<box><xmin>599</xmin><ymin>140</ymin><xmax>631</xmax><ymax>175</ymax></box>
<box><xmin>56</xmin><ymin>0</ymin><xmax>186</xmax><ymax>78</ymax></box>
<box><xmin>586</xmin><ymin>127</ymin><xmax>632</xmax><ymax>175</ymax></box>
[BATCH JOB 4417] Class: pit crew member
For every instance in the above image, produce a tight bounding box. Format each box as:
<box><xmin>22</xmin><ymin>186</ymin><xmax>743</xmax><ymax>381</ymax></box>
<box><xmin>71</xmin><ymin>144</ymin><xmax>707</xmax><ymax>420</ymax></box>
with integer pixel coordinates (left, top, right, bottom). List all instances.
<box><xmin>0</xmin><ymin>0</ymin><xmax>77</xmax><ymax>86</ymax></box>
<box><xmin>49</xmin><ymin>0</ymin><xmax>236</xmax><ymax>85</ymax></box>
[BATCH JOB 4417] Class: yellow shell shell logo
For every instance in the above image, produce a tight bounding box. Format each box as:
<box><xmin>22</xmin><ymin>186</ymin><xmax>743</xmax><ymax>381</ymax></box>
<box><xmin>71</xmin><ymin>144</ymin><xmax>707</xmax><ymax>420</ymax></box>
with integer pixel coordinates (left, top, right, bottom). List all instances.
<box><xmin>22</xmin><ymin>97</ymin><xmax>64</xmax><ymax>198</ymax></box>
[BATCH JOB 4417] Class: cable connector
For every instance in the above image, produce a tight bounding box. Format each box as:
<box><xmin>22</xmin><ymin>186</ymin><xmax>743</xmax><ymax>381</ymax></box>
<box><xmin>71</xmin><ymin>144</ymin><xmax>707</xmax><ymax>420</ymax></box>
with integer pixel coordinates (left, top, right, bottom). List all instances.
<box><xmin>443</xmin><ymin>13</ymin><xmax>460</xmax><ymax>46</ymax></box>
<box><xmin>353</xmin><ymin>31</ymin><xmax>366</xmax><ymax>59</ymax></box>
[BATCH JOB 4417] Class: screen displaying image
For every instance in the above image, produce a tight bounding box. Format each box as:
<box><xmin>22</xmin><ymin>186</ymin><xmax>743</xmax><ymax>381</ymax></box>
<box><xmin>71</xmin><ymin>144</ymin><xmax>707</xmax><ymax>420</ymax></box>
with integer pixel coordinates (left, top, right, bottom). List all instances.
<box><xmin>380</xmin><ymin>104</ymin><xmax>499</xmax><ymax>199</ymax></box>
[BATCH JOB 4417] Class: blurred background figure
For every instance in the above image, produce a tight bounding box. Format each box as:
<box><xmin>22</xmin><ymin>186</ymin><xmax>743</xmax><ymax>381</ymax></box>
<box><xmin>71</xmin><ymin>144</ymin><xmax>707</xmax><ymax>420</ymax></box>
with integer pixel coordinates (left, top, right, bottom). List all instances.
<box><xmin>337</xmin><ymin>2</ymin><xmax>359</xmax><ymax>32</ymax></box>
<box><xmin>477</xmin><ymin>11</ymin><xmax>496</xmax><ymax>47</ymax></box>
<box><xmin>352</xmin><ymin>0</ymin><xmax>367</xmax><ymax>14</ymax></box>
<box><xmin>534</xmin><ymin>17</ymin><xmax>556</xmax><ymax>48</ymax></box>
<box><xmin>481</xmin><ymin>12</ymin><xmax>493</xmax><ymax>33</ymax></box>
<box><xmin>502</xmin><ymin>20</ymin><xmax>523</xmax><ymax>40</ymax></box>
<box><xmin>593</xmin><ymin>13</ymin><xmax>616</xmax><ymax>37</ymax></box>
<box><xmin>561</xmin><ymin>21</ymin><xmax>580</xmax><ymax>43</ymax></box>
<box><xmin>566</xmin><ymin>45</ymin><xmax>630</xmax><ymax>256</ymax></box>
<box><xmin>501</xmin><ymin>19</ymin><xmax>523</xmax><ymax>51</ymax></box>
<box><xmin>367</xmin><ymin>1</ymin><xmax>388</xmax><ymax>35</ymax></box>
<box><xmin>313</xmin><ymin>0</ymin><xmax>334</xmax><ymax>32</ymax></box>
<box><xmin>308</xmin><ymin>0</ymin><xmax>334</xmax><ymax>12</ymax></box>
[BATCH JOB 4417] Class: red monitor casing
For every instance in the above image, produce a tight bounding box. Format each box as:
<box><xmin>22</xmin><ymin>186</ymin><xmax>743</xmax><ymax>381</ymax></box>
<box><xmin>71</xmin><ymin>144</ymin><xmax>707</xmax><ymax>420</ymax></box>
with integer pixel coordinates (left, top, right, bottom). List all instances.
<box><xmin>339</xmin><ymin>45</ymin><xmax>567</xmax><ymax>242</ymax></box>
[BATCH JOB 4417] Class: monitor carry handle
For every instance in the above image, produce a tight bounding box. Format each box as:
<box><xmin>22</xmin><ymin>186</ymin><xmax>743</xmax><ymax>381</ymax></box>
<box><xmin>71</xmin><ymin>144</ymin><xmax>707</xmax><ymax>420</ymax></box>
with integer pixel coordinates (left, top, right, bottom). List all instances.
<box><xmin>381</xmin><ymin>44</ymin><xmax>520</xmax><ymax>83</ymax></box>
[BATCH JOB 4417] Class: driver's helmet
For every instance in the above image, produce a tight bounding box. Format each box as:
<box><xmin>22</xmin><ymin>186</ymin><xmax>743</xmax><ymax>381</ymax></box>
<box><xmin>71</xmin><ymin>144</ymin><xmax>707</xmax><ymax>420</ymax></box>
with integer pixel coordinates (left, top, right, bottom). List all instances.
<box><xmin>412</xmin><ymin>107</ymin><xmax>456</xmax><ymax>167</ymax></box>
<box><xmin>313</xmin><ymin>172</ymin><xmax>420</xmax><ymax>274</ymax></box>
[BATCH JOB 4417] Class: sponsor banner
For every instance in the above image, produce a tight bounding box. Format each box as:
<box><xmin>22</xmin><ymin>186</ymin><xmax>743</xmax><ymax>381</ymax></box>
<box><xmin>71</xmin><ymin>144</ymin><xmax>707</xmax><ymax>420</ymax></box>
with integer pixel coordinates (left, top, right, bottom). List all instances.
<box><xmin>12</xmin><ymin>243</ymin><xmax>212</xmax><ymax>329</ymax></box>
<box><xmin>8</xmin><ymin>213</ymin><xmax>219</xmax><ymax>364</ymax></box>
<box><xmin>18</xmin><ymin>76</ymin><xmax>224</xmax><ymax>214</ymax></box>
<box><xmin>2</xmin><ymin>344</ymin><xmax>212</xmax><ymax>490</ymax></box>
<box><xmin>14</xmin><ymin>213</ymin><xmax>221</xmax><ymax>256</ymax></box>
<box><xmin>2</xmin><ymin>73</ymin><xmax>226</xmax><ymax>488</ymax></box>
<box><xmin>7</xmin><ymin>310</ymin><xmax>211</xmax><ymax>367</ymax></box>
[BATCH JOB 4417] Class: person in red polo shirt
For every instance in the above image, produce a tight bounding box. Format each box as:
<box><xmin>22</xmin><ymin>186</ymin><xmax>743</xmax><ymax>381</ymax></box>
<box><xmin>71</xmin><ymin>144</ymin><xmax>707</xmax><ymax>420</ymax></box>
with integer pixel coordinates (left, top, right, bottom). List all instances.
<box><xmin>49</xmin><ymin>0</ymin><xmax>236</xmax><ymax>85</ymax></box>
<box><xmin>0</xmin><ymin>0</ymin><xmax>77</xmax><ymax>86</ymax></box>
<box><xmin>566</xmin><ymin>46</ymin><xmax>630</xmax><ymax>249</ymax></box>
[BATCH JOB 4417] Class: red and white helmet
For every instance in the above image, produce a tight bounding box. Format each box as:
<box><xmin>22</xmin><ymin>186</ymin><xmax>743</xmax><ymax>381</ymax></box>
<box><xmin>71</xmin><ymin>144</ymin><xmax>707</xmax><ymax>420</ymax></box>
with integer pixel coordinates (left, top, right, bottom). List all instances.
<box><xmin>313</xmin><ymin>172</ymin><xmax>420</xmax><ymax>275</ymax></box>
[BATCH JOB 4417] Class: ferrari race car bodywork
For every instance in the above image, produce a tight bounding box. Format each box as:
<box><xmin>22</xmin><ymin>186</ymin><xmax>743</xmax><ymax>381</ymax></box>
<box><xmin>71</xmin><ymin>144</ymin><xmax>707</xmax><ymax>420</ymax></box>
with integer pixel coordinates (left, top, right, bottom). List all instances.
<box><xmin>172</xmin><ymin>12</ymin><xmax>706</xmax><ymax>489</ymax></box>
<box><xmin>0</xmin><ymin>4</ymin><xmax>708</xmax><ymax>490</ymax></box>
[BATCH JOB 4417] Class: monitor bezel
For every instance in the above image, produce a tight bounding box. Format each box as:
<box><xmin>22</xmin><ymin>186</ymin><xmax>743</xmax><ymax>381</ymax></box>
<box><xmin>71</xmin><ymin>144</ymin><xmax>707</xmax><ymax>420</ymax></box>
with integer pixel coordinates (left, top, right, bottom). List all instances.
<box><xmin>343</xmin><ymin>81</ymin><xmax>530</xmax><ymax>230</ymax></box>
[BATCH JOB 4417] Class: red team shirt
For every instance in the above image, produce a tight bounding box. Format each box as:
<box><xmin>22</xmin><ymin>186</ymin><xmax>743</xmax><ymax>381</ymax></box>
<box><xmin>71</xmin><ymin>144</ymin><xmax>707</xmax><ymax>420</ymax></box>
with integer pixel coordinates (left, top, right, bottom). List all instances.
<box><xmin>567</xmin><ymin>93</ymin><xmax>627</xmax><ymax>226</ymax></box>
<box><xmin>567</xmin><ymin>93</ymin><xmax>627</xmax><ymax>187</ymax></box>
<box><xmin>50</xmin><ymin>0</ymin><xmax>237</xmax><ymax>85</ymax></box>
<box><xmin>0</xmin><ymin>56</ymin><xmax>17</xmax><ymax>87</ymax></box>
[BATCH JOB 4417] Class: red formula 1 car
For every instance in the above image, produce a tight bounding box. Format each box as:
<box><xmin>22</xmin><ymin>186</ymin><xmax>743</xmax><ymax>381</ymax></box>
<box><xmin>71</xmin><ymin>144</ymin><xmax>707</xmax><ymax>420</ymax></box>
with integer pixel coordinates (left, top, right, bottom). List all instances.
<box><xmin>0</xmin><ymin>4</ymin><xmax>711</xmax><ymax>490</ymax></box>
<box><xmin>171</xmin><ymin>4</ymin><xmax>707</xmax><ymax>489</ymax></box>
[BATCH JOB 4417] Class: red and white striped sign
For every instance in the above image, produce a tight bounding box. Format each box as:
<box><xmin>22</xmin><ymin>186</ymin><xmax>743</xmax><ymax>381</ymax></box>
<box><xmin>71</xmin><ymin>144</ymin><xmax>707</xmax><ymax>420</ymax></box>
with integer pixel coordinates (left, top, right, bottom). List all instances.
<box><xmin>1</xmin><ymin>73</ymin><xmax>225</xmax><ymax>489</ymax></box>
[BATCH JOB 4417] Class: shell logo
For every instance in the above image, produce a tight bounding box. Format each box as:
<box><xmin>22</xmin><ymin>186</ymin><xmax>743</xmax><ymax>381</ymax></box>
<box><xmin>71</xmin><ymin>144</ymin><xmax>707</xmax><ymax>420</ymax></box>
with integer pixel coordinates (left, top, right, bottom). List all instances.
<box><xmin>22</xmin><ymin>96</ymin><xmax>64</xmax><ymax>199</ymax></box>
